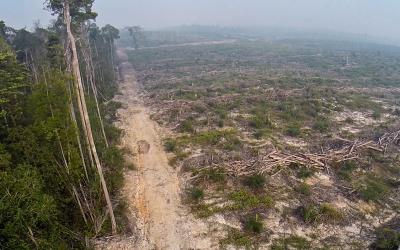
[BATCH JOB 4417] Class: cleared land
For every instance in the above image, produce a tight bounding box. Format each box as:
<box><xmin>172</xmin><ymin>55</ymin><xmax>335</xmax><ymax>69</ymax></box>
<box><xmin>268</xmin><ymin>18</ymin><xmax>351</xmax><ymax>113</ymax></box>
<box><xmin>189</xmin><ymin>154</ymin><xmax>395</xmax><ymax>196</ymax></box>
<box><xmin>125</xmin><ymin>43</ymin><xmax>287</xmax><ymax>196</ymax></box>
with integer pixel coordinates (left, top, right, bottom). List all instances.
<box><xmin>125</xmin><ymin>39</ymin><xmax>400</xmax><ymax>249</ymax></box>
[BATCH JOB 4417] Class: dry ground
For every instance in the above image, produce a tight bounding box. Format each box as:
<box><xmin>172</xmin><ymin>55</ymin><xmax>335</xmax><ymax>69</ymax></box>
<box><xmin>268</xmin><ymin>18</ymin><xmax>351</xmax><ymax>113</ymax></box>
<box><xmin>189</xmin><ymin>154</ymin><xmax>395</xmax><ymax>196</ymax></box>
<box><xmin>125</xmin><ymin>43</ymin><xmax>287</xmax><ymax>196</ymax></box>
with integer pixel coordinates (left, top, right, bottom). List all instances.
<box><xmin>96</xmin><ymin>49</ymin><xmax>216</xmax><ymax>250</ymax></box>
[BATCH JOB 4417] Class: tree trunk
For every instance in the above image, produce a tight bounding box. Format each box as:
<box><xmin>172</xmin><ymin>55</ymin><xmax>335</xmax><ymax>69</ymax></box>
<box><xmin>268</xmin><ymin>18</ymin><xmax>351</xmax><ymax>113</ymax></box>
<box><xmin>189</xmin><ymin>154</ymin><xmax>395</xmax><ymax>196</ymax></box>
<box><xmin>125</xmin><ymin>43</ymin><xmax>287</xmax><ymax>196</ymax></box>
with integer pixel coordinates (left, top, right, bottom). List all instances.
<box><xmin>63</xmin><ymin>0</ymin><xmax>117</xmax><ymax>234</ymax></box>
<box><xmin>109</xmin><ymin>38</ymin><xmax>116</xmax><ymax>81</ymax></box>
<box><xmin>79</xmin><ymin>34</ymin><xmax>109</xmax><ymax>148</ymax></box>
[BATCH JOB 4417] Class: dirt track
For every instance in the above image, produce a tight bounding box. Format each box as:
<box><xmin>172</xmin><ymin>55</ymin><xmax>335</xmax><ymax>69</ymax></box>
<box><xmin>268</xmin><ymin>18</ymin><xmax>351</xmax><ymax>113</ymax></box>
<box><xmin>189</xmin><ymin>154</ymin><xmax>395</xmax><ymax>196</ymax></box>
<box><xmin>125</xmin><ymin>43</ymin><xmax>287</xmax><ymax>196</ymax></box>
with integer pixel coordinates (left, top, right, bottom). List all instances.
<box><xmin>96</xmin><ymin>49</ymin><xmax>213</xmax><ymax>250</ymax></box>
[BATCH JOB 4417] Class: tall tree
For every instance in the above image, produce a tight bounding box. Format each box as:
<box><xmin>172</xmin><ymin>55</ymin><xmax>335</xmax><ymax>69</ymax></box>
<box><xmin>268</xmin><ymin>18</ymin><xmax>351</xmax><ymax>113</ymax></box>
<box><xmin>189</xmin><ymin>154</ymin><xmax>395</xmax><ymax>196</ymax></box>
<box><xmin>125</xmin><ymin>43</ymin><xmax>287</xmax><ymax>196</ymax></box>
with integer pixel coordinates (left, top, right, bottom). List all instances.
<box><xmin>128</xmin><ymin>26</ymin><xmax>143</xmax><ymax>50</ymax></box>
<box><xmin>46</xmin><ymin>0</ymin><xmax>117</xmax><ymax>234</ymax></box>
<box><xmin>101</xmin><ymin>24</ymin><xmax>120</xmax><ymax>78</ymax></box>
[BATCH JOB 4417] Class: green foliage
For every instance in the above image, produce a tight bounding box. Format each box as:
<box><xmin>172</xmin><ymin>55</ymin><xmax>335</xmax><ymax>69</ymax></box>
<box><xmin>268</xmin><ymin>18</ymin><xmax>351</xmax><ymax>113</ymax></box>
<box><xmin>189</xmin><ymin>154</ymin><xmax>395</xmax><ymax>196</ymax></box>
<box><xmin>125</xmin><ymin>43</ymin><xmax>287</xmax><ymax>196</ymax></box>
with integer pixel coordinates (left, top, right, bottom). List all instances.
<box><xmin>294</xmin><ymin>183</ymin><xmax>311</xmax><ymax>196</ymax></box>
<box><xmin>0</xmin><ymin>19</ymin><xmax>124</xmax><ymax>247</ymax></box>
<box><xmin>300</xmin><ymin>204</ymin><xmax>320</xmax><ymax>224</ymax></box>
<box><xmin>179</xmin><ymin>120</ymin><xmax>195</xmax><ymax>133</ymax></box>
<box><xmin>0</xmin><ymin>49</ymin><xmax>27</xmax><ymax>127</ymax></box>
<box><xmin>164</xmin><ymin>139</ymin><xmax>177</xmax><ymax>152</ymax></box>
<box><xmin>372</xmin><ymin>109</ymin><xmax>382</xmax><ymax>120</ymax></box>
<box><xmin>220</xmin><ymin>229</ymin><xmax>253</xmax><ymax>249</ymax></box>
<box><xmin>357</xmin><ymin>176</ymin><xmax>389</xmax><ymax>201</ymax></box>
<box><xmin>102</xmin><ymin>146</ymin><xmax>125</xmax><ymax>194</ymax></box>
<box><xmin>249</xmin><ymin>112</ymin><xmax>272</xmax><ymax>129</ymax></box>
<box><xmin>228</xmin><ymin>189</ymin><xmax>273</xmax><ymax>210</ymax></box>
<box><xmin>372</xmin><ymin>228</ymin><xmax>400</xmax><ymax>250</ymax></box>
<box><xmin>338</xmin><ymin>161</ymin><xmax>357</xmax><ymax>180</ymax></box>
<box><xmin>296</xmin><ymin>165</ymin><xmax>315</xmax><ymax>179</ymax></box>
<box><xmin>0</xmin><ymin>165</ymin><xmax>71</xmax><ymax>249</ymax></box>
<box><xmin>46</xmin><ymin>0</ymin><xmax>98</xmax><ymax>22</ymax></box>
<box><xmin>101</xmin><ymin>24</ymin><xmax>120</xmax><ymax>41</ymax></box>
<box><xmin>243</xmin><ymin>214</ymin><xmax>263</xmax><ymax>234</ymax></box>
<box><xmin>271</xmin><ymin>235</ymin><xmax>311</xmax><ymax>250</ymax></box>
<box><xmin>344</xmin><ymin>117</ymin><xmax>354</xmax><ymax>124</ymax></box>
<box><xmin>313</xmin><ymin>116</ymin><xmax>330</xmax><ymax>132</ymax></box>
<box><xmin>253</xmin><ymin>129</ymin><xmax>269</xmax><ymax>139</ymax></box>
<box><xmin>243</xmin><ymin>174</ymin><xmax>266</xmax><ymax>190</ymax></box>
<box><xmin>286</xmin><ymin>123</ymin><xmax>301</xmax><ymax>137</ymax></box>
<box><xmin>185</xmin><ymin>129</ymin><xmax>241</xmax><ymax>151</ymax></box>
<box><xmin>188</xmin><ymin>187</ymin><xmax>204</xmax><ymax>202</ymax></box>
<box><xmin>195</xmin><ymin>167</ymin><xmax>226</xmax><ymax>183</ymax></box>
<box><xmin>299</xmin><ymin>203</ymin><xmax>342</xmax><ymax>224</ymax></box>
<box><xmin>319</xmin><ymin>203</ymin><xmax>343</xmax><ymax>222</ymax></box>
<box><xmin>0</xmin><ymin>144</ymin><xmax>11</xmax><ymax>169</ymax></box>
<box><xmin>191</xmin><ymin>203</ymin><xmax>214</xmax><ymax>218</ymax></box>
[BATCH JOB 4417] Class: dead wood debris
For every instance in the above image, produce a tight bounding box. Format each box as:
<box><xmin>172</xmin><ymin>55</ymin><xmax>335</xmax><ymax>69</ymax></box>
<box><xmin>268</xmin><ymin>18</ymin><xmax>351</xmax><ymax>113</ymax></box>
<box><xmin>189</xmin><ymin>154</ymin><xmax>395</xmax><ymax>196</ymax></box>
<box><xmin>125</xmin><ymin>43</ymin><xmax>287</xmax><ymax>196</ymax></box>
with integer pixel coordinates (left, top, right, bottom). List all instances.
<box><xmin>190</xmin><ymin>129</ymin><xmax>400</xmax><ymax>177</ymax></box>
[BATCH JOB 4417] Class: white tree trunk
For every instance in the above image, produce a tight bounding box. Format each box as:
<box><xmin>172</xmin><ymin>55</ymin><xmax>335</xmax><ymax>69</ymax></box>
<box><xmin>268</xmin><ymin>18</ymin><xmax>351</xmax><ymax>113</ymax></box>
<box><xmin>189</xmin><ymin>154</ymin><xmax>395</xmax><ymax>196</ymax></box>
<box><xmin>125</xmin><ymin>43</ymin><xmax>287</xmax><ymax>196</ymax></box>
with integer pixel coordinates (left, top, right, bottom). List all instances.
<box><xmin>63</xmin><ymin>0</ymin><xmax>117</xmax><ymax>234</ymax></box>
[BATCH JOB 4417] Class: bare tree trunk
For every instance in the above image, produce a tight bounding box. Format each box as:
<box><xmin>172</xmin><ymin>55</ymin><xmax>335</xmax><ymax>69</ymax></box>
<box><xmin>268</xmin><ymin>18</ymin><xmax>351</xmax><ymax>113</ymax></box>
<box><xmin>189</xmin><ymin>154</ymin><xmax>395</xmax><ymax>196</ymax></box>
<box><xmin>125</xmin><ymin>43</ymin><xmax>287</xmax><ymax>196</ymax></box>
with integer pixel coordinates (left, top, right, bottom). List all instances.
<box><xmin>65</xmin><ymin>38</ymin><xmax>95</xmax><ymax>173</ymax></box>
<box><xmin>63</xmin><ymin>0</ymin><xmax>117</xmax><ymax>234</ymax></box>
<box><xmin>68</xmin><ymin>78</ymin><xmax>93</xmax><ymax>176</ymax></box>
<box><xmin>109</xmin><ymin>38</ymin><xmax>116</xmax><ymax>81</ymax></box>
<box><xmin>79</xmin><ymin>32</ymin><xmax>109</xmax><ymax>148</ymax></box>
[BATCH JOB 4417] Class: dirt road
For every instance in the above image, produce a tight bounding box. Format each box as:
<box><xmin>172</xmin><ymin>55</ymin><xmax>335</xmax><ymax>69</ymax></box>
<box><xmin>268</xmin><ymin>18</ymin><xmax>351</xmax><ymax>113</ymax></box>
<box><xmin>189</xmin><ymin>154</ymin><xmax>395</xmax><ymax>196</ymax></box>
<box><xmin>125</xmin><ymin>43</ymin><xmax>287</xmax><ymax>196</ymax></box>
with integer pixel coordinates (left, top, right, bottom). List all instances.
<box><xmin>96</xmin><ymin>49</ymin><xmax>213</xmax><ymax>250</ymax></box>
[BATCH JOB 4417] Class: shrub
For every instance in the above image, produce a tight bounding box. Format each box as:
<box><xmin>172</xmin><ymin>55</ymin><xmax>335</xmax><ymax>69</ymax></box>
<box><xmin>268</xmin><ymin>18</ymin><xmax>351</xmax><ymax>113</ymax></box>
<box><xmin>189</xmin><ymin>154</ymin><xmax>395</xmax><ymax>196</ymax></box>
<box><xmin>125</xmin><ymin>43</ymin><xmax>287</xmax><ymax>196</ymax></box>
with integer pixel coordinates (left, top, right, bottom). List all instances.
<box><xmin>372</xmin><ymin>228</ymin><xmax>400</xmax><ymax>250</ymax></box>
<box><xmin>299</xmin><ymin>203</ymin><xmax>342</xmax><ymax>224</ymax></box>
<box><xmin>243</xmin><ymin>214</ymin><xmax>263</xmax><ymax>234</ymax></box>
<box><xmin>164</xmin><ymin>139</ymin><xmax>177</xmax><ymax>152</ymax></box>
<box><xmin>194</xmin><ymin>130</ymin><xmax>225</xmax><ymax>145</ymax></box>
<box><xmin>188</xmin><ymin>187</ymin><xmax>204</xmax><ymax>202</ymax></box>
<box><xmin>338</xmin><ymin>161</ymin><xmax>357</xmax><ymax>180</ymax></box>
<box><xmin>313</xmin><ymin>117</ymin><xmax>330</xmax><ymax>132</ymax></box>
<box><xmin>372</xmin><ymin>109</ymin><xmax>382</xmax><ymax>120</ymax></box>
<box><xmin>344</xmin><ymin>117</ymin><xmax>354</xmax><ymax>124</ymax></box>
<box><xmin>253</xmin><ymin>129</ymin><xmax>267</xmax><ymax>139</ymax></box>
<box><xmin>228</xmin><ymin>189</ymin><xmax>273</xmax><ymax>210</ymax></box>
<box><xmin>300</xmin><ymin>204</ymin><xmax>320</xmax><ymax>224</ymax></box>
<box><xmin>102</xmin><ymin>146</ymin><xmax>125</xmax><ymax>194</ymax></box>
<box><xmin>179</xmin><ymin>120</ymin><xmax>194</xmax><ymax>133</ymax></box>
<box><xmin>297</xmin><ymin>166</ymin><xmax>315</xmax><ymax>179</ymax></box>
<box><xmin>358</xmin><ymin>177</ymin><xmax>389</xmax><ymax>201</ymax></box>
<box><xmin>220</xmin><ymin>229</ymin><xmax>252</xmax><ymax>249</ymax></box>
<box><xmin>223</xmin><ymin>135</ymin><xmax>242</xmax><ymax>151</ymax></box>
<box><xmin>195</xmin><ymin>167</ymin><xmax>225</xmax><ymax>183</ymax></box>
<box><xmin>319</xmin><ymin>203</ymin><xmax>343</xmax><ymax>223</ymax></box>
<box><xmin>295</xmin><ymin>183</ymin><xmax>311</xmax><ymax>196</ymax></box>
<box><xmin>286</xmin><ymin>123</ymin><xmax>301</xmax><ymax>137</ymax></box>
<box><xmin>271</xmin><ymin>235</ymin><xmax>311</xmax><ymax>250</ymax></box>
<box><xmin>191</xmin><ymin>203</ymin><xmax>214</xmax><ymax>218</ymax></box>
<box><xmin>249</xmin><ymin>113</ymin><xmax>272</xmax><ymax>129</ymax></box>
<box><xmin>243</xmin><ymin>174</ymin><xmax>266</xmax><ymax>189</ymax></box>
<box><xmin>104</xmin><ymin>100</ymin><xmax>122</xmax><ymax>122</ymax></box>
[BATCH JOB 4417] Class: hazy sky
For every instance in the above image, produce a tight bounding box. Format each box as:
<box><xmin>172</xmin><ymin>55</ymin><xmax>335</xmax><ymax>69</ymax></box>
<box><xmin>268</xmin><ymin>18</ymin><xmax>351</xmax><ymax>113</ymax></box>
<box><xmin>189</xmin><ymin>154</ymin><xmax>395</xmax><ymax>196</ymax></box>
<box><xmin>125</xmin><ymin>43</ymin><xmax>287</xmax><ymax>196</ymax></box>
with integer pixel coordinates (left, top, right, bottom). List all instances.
<box><xmin>1</xmin><ymin>0</ymin><xmax>399</xmax><ymax>41</ymax></box>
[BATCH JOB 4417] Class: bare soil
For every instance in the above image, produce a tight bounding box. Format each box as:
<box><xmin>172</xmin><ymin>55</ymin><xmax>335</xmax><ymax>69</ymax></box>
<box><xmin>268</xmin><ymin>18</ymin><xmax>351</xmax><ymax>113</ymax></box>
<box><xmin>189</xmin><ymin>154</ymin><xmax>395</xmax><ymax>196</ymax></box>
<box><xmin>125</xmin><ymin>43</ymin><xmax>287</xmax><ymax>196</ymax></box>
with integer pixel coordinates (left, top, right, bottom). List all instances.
<box><xmin>96</xmin><ymin>49</ymin><xmax>214</xmax><ymax>249</ymax></box>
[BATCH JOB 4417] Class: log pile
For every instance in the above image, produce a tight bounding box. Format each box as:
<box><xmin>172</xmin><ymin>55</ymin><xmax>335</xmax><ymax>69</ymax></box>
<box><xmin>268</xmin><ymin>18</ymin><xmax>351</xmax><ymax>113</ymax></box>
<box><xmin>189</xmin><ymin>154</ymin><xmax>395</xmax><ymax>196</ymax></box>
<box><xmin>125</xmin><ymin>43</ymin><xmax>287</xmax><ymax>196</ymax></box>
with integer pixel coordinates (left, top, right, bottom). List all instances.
<box><xmin>378</xmin><ymin>129</ymin><xmax>400</xmax><ymax>153</ymax></box>
<box><xmin>223</xmin><ymin>129</ymin><xmax>400</xmax><ymax>176</ymax></box>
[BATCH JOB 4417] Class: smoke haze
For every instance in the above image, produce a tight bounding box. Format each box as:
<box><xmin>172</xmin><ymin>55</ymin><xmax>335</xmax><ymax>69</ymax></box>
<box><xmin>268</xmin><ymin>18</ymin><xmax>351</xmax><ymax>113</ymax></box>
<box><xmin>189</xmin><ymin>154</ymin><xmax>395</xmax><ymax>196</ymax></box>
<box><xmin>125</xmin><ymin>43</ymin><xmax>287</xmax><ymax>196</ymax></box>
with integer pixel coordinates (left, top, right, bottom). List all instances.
<box><xmin>1</xmin><ymin>0</ymin><xmax>399</xmax><ymax>43</ymax></box>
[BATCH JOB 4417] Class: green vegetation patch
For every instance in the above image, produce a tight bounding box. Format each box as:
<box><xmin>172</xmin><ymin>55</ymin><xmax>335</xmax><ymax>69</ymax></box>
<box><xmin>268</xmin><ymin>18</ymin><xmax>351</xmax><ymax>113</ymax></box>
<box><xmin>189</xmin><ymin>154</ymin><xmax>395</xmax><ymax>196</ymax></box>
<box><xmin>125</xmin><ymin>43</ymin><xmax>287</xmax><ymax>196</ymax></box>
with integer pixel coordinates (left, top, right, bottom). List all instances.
<box><xmin>271</xmin><ymin>235</ymin><xmax>311</xmax><ymax>250</ymax></box>
<box><xmin>338</xmin><ymin>160</ymin><xmax>357</xmax><ymax>180</ymax></box>
<box><xmin>243</xmin><ymin>214</ymin><xmax>264</xmax><ymax>234</ymax></box>
<box><xmin>357</xmin><ymin>176</ymin><xmax>390</xmax><ymax>202</ymax></box>
<box><xmin>188</xmin><ymin>187</ymin><xmax>204</xmax><ymax>202</ymax></box>
<box><xmin>294</xmin><ymin>183</ymin><xmax>312</xmax><ymax>196</ymax></box>
<box><xmin>228</xmin><ymin>189</ymin><xmax>273</xmax><ymax>211</ymax></box>
<box><xmin>243</xmin><ymin>174</ymin><xmax>267</xmax><ymax>190</ymax></box>
<box><xmin>372</xmin><ymin>227</ymin><xmax>400</xmax><ymax>250</ymax></box>
<box><xmin>192</xmin><ymin>167</ymin><xmax>226</xmax><ymax>183</ymax></box>
<box><xmin>298</xmin><ymin>203</ymin><xmax>343</xmax><ymax>224</ymax></box>
<box><xmin>220</xmin><ymin>229</ymin><xmax>253</xmax><ymax>249</ymax></box>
